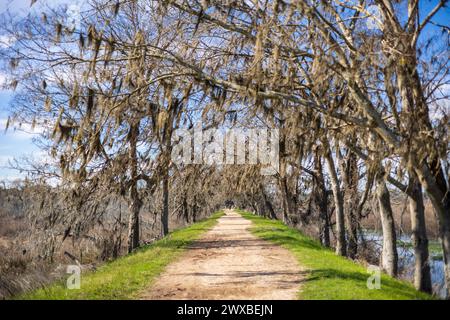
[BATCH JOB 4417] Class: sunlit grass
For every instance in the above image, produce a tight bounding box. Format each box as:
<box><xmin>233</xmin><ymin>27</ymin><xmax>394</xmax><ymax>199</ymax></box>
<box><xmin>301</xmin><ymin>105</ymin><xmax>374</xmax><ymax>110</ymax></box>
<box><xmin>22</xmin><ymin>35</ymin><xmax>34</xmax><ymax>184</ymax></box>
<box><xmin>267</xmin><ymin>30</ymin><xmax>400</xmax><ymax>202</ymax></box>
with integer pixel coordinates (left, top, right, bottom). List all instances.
<box><xmin>19</xmin><ymin>211</ymin><xmax>223</xmax><ymax>300</ymax></box>
<box><xmin>19</xmin><ymin>209</ymin><xmax>433</xmax><ymax>300</ymax></box>
<box><xmin>238</xmin><ymin>210</ymin><xmax>433</xmax><ymax>300</ymax></box>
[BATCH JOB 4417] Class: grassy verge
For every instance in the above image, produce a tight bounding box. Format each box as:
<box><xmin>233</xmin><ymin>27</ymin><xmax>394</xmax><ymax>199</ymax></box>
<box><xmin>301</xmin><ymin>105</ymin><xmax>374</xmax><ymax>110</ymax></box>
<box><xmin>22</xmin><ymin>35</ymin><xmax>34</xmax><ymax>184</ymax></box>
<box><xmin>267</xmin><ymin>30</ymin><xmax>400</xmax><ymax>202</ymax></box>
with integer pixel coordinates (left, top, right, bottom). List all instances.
<box><xmin>238</xmin><ymin>210</ymin><xmax>433</xmax><ymax>300</ymax></box>
<box><xmin>19</xmin><ymin>211</ymin><xmax>223</xmax><ymax>300</ymax></box>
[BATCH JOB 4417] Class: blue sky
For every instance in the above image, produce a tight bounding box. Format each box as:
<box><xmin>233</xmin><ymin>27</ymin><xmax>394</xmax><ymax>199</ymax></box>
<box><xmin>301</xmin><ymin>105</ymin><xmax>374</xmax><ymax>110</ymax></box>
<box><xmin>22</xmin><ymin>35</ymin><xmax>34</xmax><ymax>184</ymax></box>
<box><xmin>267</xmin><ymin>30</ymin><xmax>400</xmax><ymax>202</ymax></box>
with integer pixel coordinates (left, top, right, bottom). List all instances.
<box><xmin>0</xmin><ymin>0</ymin><xmax>449</xmax><ymax>181</ymax></box>
<box><xmin>0</xmin><ymin>91</ymin><xmax>42</xmax><ymax>181</ymax></box>
<box><xmin>0</xmin><ymin>0</ymin><xmax>80</xmax><ymax>181</ymax></box>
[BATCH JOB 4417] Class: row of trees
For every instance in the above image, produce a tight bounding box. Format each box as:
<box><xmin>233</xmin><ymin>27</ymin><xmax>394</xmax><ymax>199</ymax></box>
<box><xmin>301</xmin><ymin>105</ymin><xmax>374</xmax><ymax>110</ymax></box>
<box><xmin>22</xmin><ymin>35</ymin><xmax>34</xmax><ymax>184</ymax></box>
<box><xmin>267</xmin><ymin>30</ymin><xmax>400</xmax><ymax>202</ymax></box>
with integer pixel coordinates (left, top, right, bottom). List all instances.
<box><xmin>0</xmin><ymin>0</ymin><xmax>448</xmax><ymax>296</ymax></box>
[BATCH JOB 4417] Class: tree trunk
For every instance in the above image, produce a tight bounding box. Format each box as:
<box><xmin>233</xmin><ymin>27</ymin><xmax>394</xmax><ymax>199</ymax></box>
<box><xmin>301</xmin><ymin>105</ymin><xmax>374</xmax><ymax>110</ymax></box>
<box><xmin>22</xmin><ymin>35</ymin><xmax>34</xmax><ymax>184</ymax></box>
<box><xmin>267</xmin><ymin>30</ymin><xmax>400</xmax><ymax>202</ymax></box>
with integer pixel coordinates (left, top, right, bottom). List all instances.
<box><xmin>127</xmin><ymin>122</ymin><xmax>141</xmax><ymax>253</ymax></box>
<box><xmin>313</xmin><ymin>153</ymin><xmax>330</xmax><ymax>247</ymax></box>
<box><xmin>324</xmin><ymin>146</ymin><xmax>346</xmax><ymax>256</ymax></box>
<box><xmin>191</xmin><ymin>197</ymin><xmax>198</xmax><ymax>223</ymax></box>
<box><xmin>375</xmin><ymin>173</ymin><xmax>398</xmax><ymax>277</ymax></box>
<box><xmin>408</xmin><ymin>175</ymin><xmax>432</xmax><ymax>293</ymax></box>
<box><xmin>261</xmin><ymin>184</ymin><xmax>276</xmax><ymax>219</ymax></box>
<box><xmin>278</xmin><ymin>129</ymin><xmax>295</xmax><ymax>224</ymax></box>
<box><xmin>183</xmin><ymin>195</ymin><xmax>189</xmax><ymax>224</ymax></box>
<box><xmin>127</xmin><ymin>193</ymin><xmax>140</xmax><ymax>253</ymax></box>
<box><xmin>339</xmin><ymin>149</ymin><xmax>359</xmax><ymax>258</ymax></box>
<box><xmin>161</xmin><ymin>172</ymin><xmax>169</xmax><ymax>237</ymax></box>
<box><xmin>280</xmin><ymin>177</ymin><xmax>294</xmax><ymax>224</ymax></box>
<box><xmin>415</xmin><ymin>163</ymin><xmax>450</xmax><ymax>298</ymax></box>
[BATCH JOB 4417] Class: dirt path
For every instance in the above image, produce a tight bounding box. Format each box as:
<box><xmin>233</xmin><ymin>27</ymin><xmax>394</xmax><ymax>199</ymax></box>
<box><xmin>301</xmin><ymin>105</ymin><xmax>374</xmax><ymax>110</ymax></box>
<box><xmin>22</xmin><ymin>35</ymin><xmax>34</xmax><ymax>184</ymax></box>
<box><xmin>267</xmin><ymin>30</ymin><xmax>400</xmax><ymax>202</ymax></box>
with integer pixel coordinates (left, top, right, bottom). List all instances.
<box><xmin>141</xmin><ymin>210</ymin><xmax>304</xmax><ymax>300</ymax></box>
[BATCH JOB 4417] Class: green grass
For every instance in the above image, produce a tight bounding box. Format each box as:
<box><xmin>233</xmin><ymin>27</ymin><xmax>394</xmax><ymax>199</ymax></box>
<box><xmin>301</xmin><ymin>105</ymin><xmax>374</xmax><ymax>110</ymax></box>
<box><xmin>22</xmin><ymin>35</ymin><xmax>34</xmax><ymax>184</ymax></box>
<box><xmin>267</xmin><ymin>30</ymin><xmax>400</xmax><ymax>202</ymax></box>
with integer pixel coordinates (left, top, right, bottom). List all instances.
<box><xmin>238</xmin><ymin>210</ymin><xmax>433</xmax><ymax>300</ymax></box>
<box><xmin>19</xmin><ymin>209</ymin><xmax>433</xmax><ymax>300</ymax></box>
<box><xmin>19</xmin><ymin>211</ymin><xmax>223</xmax><ymax>300</ymax></box>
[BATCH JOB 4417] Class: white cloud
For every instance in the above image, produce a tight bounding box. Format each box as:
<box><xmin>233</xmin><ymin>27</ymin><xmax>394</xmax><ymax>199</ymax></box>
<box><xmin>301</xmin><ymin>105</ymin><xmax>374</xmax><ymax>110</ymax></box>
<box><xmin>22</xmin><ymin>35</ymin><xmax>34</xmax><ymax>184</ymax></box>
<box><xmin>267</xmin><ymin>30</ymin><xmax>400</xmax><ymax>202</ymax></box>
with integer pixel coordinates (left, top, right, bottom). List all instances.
<box><xmin>0</xmin><ymin>155</ymin><xmax>12</xmax><ymax>166</ymax></box>
<box><xmin>0</xmin><ymin>117</ymin><xmax>45</xmax><ymax>140</ymax></box>
<box><xmin>0</xmin><ymin>175</ymin><xmax>25</xmax><ymax>183</ymax></box>
<box><xmin>0</xmin><ymin>35</ymin><xmax>16</xmax><ymax>48</ymax></box>
<box><xmin>0</xmin><ymin>0</ymin><xmax>84</xmax><ymax>19</ymax></box>
<box><xmin>0</xmin><ymin>72</ymin><xmax>6</xmax><ymax>87</ymax></box>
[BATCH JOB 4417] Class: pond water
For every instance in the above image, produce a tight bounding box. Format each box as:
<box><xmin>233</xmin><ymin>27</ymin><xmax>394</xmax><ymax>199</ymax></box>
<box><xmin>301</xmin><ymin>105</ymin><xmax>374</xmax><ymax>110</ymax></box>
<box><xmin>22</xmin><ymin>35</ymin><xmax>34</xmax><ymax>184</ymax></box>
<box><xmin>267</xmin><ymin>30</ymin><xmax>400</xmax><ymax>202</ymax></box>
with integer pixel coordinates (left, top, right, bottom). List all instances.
<box><xmin>361</xmin><ymin>230</ymin><xmax>446</xmax><ymax>298</ymax></box>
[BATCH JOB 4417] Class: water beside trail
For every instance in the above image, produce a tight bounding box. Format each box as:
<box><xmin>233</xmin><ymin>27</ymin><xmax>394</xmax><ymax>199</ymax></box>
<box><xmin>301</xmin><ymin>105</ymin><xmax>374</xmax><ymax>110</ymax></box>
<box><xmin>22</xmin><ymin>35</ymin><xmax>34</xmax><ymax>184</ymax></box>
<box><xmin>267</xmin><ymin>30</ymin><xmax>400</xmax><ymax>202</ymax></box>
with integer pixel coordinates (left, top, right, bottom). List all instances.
<box><xmin>361</xmin><ymin>230</ymin><xmax>446</xmax><ymax>298</ymax></box>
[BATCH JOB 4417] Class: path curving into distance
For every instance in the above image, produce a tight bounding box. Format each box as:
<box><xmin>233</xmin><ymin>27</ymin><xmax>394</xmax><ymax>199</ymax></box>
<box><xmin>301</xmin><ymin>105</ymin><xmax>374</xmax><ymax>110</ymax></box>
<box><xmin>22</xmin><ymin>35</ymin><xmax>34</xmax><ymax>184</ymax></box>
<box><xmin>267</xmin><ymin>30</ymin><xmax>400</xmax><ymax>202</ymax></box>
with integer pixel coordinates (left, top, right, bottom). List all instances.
<box><xmin>141</xmin><ymin>210</ymin><xmax>304</xmax><ymax>300</ymax></box>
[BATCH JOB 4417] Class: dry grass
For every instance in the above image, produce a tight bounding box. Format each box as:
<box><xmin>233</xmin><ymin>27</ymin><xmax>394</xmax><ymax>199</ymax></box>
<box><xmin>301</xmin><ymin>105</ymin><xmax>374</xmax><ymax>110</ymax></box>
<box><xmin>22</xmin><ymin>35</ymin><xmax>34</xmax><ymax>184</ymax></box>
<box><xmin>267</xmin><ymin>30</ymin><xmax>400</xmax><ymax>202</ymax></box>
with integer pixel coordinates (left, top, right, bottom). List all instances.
<box><xmin>0</xmin><ymin>205</ymin><xmax>209</xmax><ymax>299</ymax></box>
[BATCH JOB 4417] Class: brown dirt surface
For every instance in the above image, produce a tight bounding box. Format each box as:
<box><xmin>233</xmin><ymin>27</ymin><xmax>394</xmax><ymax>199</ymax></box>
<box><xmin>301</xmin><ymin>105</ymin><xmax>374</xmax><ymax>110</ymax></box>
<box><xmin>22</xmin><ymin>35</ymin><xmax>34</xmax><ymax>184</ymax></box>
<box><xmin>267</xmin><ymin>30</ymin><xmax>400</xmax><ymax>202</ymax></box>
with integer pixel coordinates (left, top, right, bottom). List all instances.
<box><xmin>141</xmin><ymin>210</ymin><xmax>304</xmax><ymax>300</ymax></box>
